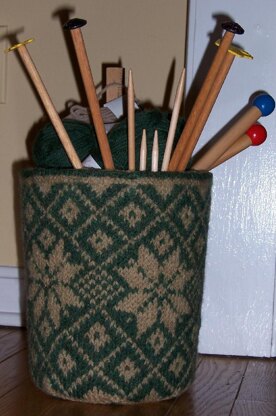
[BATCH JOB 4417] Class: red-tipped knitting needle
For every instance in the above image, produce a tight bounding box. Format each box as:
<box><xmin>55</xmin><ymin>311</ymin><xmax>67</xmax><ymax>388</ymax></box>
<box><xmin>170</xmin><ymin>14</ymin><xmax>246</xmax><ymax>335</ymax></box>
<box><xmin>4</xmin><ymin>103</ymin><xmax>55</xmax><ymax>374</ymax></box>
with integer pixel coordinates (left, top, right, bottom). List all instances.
<box><xmin>191</xmin><ymin>94</ymin><xmax>275</xmax><ymax>171</ymax></box>
<box><xmin>209</xmin><ymin>123</ymin><xmax>267</xmax><ymax>170</ymax></box>
<box><xmin>168</xmin><ymin>21</ymin><xmax>244</xmax><ymax>171</ymax></box>
<box><xmin>6</xmin><ymin>39</ymin><xmax>82</xmax><ymax>169</ymax></box>
<box><xmin>64</xmin><ymin>18</ymin><xmax>114</xmax><ymax>170</ymax></box>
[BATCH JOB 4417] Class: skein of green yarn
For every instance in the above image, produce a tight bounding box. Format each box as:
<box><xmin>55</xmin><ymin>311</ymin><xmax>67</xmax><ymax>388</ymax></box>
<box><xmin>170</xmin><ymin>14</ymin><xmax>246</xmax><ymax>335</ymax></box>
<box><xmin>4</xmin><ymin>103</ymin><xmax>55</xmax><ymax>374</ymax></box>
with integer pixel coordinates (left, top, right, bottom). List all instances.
<box><xmin>32</xmin><ymin>110</ymin><xmax>185</xmax><ymax>169</ymax></box>
<box><xmin>32</xmin><ymin>119</ymin><xmax>102</xmax><ymax>168</ymax></box>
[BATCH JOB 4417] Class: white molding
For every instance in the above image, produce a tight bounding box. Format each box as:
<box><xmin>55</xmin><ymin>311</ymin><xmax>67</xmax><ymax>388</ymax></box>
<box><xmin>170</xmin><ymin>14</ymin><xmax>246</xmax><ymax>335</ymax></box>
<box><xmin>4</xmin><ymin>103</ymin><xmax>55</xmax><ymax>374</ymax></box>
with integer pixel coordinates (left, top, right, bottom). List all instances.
<box><xmin>0</xmin><ymin>266</ymin><xmax>25</xmax><ymax>327</ymax></box>
<box><xmin>271</xmin><ymin>262</ymin><xmax>276</xmax><ymax>356</ymax></box>
<box><xmin>187</xmin><ymin>0</ymin><xmax>276</xmax><ymax>358</ymax></box>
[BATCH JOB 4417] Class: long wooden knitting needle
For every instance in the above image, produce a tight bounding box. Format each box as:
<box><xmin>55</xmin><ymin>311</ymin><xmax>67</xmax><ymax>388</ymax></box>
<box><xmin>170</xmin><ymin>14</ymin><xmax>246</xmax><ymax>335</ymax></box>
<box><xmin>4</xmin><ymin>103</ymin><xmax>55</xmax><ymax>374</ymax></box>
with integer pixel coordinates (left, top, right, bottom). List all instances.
<box><xmin>208</xmin><ymin>123</ymin><xmax>267</xmax><ymax>170</ymax></box>
<box><xmin>128</xmin><ymin>68</ymin><xmax>136</xmax><ymax>171</ymax></box>
<box><xmin>139</xmin><ymin>129</ymin><xmax>147</xmax><ymax>171</ymax></box>
<box><xmin>161</xmin><ymin>68</ymin><xmax>186</xmax><ymax>171</ymax></box>
<box><xmin>176</xmin><ymin>44</ymin><xmax>253</xmax><ymax>172</ymax></box>
<box><xmin>6</xmin><ymin>39</ymin><xmax>82</xmax><ymax>169</ymax></box>
<box><xmin>191</xmin><ymin>94</ymin><xmax>275</xmax><ymax>171</ymax></box>
<box><xmin>168</xmin><ymin>21</ymin><xmax>244</xmax><ymax>171</ymax></box>
<box><xmin>151</xmin><ymin>130</ymin><xmax>159</xmax><ymax>172</ymax></box>
<box><xmin>64</xmin><ymin>18</ymin><xmax>114</xmax><ymax>170</ymax></box>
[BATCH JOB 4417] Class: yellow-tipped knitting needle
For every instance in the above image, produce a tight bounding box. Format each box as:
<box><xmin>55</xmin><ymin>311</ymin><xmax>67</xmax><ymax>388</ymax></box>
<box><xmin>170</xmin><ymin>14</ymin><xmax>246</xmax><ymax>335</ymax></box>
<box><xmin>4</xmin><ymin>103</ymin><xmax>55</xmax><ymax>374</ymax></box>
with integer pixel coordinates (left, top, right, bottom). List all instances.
<box><xmin>6</xmin><ymin>38</ymin><xmax>82</xmax><ymax>169</ymax></box>
<box><xmin>128</xmin><ymin>68</ymin><xmax>136</xmax><ymax>171</ymax></box>
<box><xmin>139</xmin><ymin>129</ymin><xmax>147</xmax><ymax>171</ymax></box>
<box><xmin>176</xmin><ymin>43</ymin><xmax>253</xmax><ymax>172</ymax></box>
<box><xmin>168</xmin><ymin>21</ymin><xmax>244</xmax><ymax>171</ymax></box>
<box><xmin>161</xmin><ymin>68</ymin><xmax>185</xmax><ymax>171</ymax></box>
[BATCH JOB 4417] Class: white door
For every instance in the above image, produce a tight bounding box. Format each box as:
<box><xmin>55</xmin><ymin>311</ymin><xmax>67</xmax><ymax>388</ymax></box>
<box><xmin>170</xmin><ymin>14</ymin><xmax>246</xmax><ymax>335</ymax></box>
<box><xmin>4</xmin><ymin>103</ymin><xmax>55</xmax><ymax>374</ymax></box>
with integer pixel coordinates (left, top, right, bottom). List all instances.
<box><xmin>187</xmin><ymin>0</ymin><xmax>276</xmax><ymax>357</ymax></box>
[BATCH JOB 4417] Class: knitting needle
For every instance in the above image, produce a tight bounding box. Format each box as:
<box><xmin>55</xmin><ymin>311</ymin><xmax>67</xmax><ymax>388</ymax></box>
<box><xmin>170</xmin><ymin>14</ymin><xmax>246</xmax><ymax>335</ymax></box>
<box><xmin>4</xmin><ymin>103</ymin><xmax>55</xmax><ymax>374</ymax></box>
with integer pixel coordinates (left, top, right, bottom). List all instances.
<box><xmin>161</xmin><ymin>68</ymin><xmax>186</xmax><ymax>171</ymax></box>
<box><xmin>151</xmin><ymin>130</ymin><xmax>159</xmax><ymax>172</ymax></box>
<box><xmin>176</xmin><ymin>44</ymin><xmax>253</xmax><ymax>172</ymax></box>
<box><xmin>64</xmin><ymin>18</ymin><xmax>114</xmax><ymax>170</ymax></box>
<box><xmin>6</xmin><ymin>39</ymin><xmax>82</xmax><ymax>169</ymax></box>
<box><xmin>168</xmin><ymin>21</ymin><xmax>244</xmax><ymax>171</ymax></box>
<box><xmin>139</xmin><ymin>129</ymin><xmax>147</xmax><ymax>171</ymax></box>
<box><xmin>191</xmin><ymin>94</ymin><xmax>274</xmax><ymax>171</ymax></box>
<box><xmin>208</xmin><ymin>123</ymin><xmax>267</xmax><ymax>170</ymax></box>
<box><xmin>127</xmin><ymin>68</ymin><xmax>136</xmax><ymax>171</ymax></box>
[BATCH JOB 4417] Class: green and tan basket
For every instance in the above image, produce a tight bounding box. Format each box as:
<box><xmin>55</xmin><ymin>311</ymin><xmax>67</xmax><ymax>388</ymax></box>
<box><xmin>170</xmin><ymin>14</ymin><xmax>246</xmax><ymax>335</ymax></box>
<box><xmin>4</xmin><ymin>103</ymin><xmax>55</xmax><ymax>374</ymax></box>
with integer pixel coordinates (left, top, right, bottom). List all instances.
<box><xmin>21</xmin><ymin>168</ymin><xmax>212</xmax><ymax>404</ymax></box>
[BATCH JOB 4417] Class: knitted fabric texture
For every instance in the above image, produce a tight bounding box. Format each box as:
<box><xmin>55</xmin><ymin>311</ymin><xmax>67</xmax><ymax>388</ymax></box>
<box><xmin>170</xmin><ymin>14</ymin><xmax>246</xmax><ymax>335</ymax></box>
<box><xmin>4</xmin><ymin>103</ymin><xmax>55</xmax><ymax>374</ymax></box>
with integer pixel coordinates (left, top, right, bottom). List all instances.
<box><xmin>21</xmin><ymin>168</ymin><xmax>212</xmax><ymax>404</ymax></box>
<box><xmin>32</xmin><ymin>119</ymin><xmax>97</xmax><ymax>168</ymax></box>
<box><xmin>32</xmin><ymin>110</ymin><xmax>185</xmax><ymax>170</ymax></box>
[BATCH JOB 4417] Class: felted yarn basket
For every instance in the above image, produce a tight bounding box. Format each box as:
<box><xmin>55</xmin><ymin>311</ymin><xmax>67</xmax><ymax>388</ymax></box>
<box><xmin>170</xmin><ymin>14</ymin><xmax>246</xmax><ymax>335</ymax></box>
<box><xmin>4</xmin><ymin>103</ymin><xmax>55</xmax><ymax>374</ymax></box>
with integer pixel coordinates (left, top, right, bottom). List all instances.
<box><xmin>21</xmin><ymin>168</ymin><xmax>212</xmax><ymax>404</ymax></box>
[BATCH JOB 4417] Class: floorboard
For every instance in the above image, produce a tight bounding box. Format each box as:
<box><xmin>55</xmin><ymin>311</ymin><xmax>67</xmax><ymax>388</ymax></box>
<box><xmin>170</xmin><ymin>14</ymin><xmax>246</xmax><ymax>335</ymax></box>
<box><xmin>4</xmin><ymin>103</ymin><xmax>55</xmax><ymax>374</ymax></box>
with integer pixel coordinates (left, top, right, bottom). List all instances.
<box><xmin>0</xmin><ymin>329</ymin><xmax>27</xmax><ymax>363</ymax></box>
<box><xmin>0</xmin><ymin>328</ymin><xmax>15</xmax><ymax>339</ymax></box>
<box><xmin>0</xmin><ymin>379</ymin><xmax>59</xmax><ymax>416</ymax></box>
<box><xmin>0</xmin><ymin>349</ymin><xmax>29</xmax><ymax>398</ymax></box>
<box><xmin>169</xmin><ymin>355</ymin><xmax>247</xmax><ymax>416</ymax></box>
<box><xmin>231</xmin><ymin>400</ymin><xmax>276</xmax><ymax>416</ymax></box>
<box><xmin>0</xmin><ymin>328</ymin><xmax>276</xmax><ymax>416</ymax></box>
<box><xmin>230</xmin><ymin>358</ymin><xmax>276</xmax><ymax>416</ymax></box>
<box><xmin>234</xmin><ymin>359</ymin><xmax>276</xmax><ymax>403</ymax></box>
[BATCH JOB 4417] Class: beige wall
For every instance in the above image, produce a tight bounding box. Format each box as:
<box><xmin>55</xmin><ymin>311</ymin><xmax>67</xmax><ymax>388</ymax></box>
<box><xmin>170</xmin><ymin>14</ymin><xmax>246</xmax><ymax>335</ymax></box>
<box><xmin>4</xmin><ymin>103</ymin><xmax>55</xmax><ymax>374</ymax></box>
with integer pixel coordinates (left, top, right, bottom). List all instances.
<box><xmin>0</xmin><ymin>0</ymin><xmax>187</xmax><ymax>266</ymax></box>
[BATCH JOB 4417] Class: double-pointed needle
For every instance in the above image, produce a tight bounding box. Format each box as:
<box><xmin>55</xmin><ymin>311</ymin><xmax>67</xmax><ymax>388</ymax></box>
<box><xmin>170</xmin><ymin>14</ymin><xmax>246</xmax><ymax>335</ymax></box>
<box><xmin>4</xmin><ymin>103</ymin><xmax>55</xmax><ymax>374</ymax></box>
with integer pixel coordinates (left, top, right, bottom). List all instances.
<box><xmin>128</xmin><ymin>69</ymin><xmax>136</xmax><ymax>171</ymax></box>
<box><xmin>151</xmin><ymin>130</ymin><xmax>159</xmax><ymax>172</ymax></box>
<box><xmin>139</xmin><ymin>129</ymin><xmax>147</xmax><ymax>171</ymax></box>
<box><xmin>161</xmin><ymin>68</ymin><xmax>185</xmax><ymax>171</ymax></box>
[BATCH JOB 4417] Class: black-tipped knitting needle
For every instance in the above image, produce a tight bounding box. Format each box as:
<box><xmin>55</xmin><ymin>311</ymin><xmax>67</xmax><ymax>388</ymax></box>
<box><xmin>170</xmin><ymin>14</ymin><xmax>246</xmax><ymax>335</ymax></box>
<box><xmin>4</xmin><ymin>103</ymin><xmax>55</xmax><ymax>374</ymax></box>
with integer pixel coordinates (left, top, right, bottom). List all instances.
<box><xmin>168</xmin><ymin>21</ymin><xmax>244</xmax><ymax>171</ymax></box>
<box><xmin>64</xmin><ymin>18</ymin><xmax>114</xmax><ymax>169</ymax></box>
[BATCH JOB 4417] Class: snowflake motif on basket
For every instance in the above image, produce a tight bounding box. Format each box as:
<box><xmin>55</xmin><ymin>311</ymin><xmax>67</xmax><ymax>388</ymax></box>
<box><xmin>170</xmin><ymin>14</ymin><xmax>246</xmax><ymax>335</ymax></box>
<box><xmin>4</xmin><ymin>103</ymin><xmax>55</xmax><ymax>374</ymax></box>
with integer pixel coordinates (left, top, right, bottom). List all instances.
<box><xmin>116</xmin><ymin>245</ymin><xmax>192</xmax><ymax>336</ymax></box>
<box><xmin>28</xmin><ymin>240</ymin><xmax>83</xmax><ymax>334</ymax></box>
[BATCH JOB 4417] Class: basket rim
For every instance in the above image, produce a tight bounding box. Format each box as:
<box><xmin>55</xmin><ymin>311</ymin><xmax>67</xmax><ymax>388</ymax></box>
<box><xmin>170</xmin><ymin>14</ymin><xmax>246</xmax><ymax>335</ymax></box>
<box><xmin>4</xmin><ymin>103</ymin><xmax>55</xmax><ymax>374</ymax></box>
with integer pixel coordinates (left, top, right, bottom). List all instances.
<box><xmin>21</xmin><ymin>168</ymin><xmax>212</xmax><ymax>181</ymax></box>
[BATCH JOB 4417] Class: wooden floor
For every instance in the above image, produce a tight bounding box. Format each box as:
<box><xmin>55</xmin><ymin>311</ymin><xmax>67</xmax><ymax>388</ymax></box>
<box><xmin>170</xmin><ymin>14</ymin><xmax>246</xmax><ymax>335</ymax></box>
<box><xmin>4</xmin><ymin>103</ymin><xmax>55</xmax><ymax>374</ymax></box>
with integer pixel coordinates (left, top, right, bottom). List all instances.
<box><xmin>0</xmin><ymin>327</ymin><xmax>275</xmax><ymax>415</ymax></box>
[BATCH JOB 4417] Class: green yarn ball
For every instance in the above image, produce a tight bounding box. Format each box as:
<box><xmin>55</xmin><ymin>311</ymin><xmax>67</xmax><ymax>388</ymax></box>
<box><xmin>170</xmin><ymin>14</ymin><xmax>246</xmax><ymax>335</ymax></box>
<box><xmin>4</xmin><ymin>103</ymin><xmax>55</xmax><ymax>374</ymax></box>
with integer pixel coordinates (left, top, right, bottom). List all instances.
<box><xmin>32</xmin><ymin>119</ymin><xmax>101</xmax><ymax>168</ymax></box>
<box><xmin>32</xmin><ymin>110</ymin><xmax>185</xmax><ymax>170</ymax></box>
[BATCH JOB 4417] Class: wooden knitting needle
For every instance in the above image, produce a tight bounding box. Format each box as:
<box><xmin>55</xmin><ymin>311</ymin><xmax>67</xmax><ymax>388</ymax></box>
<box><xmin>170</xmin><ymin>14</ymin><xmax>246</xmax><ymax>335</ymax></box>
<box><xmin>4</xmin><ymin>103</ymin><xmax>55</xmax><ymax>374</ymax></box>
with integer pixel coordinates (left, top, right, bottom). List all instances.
<box><xmin>161</xmin><ymin>68</ymin><xmax>186</xmax><ymax>171</ymax></box>
<box><xmin>127</xmin><ymin>68</ymin><xmax>136</xmax><ymax>171</ymax></box>
<box><xmin>151</xmin><ymin>130</ymin><xmax>159</xmax><ymax>172</ymax></box>
<box><xmin>64</xmin><ymin>18</ymin><xmax>114</xmax><ymax>170</ymax></box>
<box><xmin>176</xmin><ymin>44</ymin><xmax>253</xmax><ymax>172</ymax></box>
<box><xmin>139</xmin><ymin>129</ymin><xmax>147</xmax><ymax>171</ymax></box>
<box><xmin>209</xmin><ymin>123</ymin><xmax>267</xmax><ymax>170</ymax></box>
<box><xmin>6</xmin><ymin>39</ymin><xmax>82</xmax><ymax>169</ymax></box>
<box><xmin>191</xmin><ymin>94</ymin><xmax>275</xmax><ymax>171</ymax></box>
<box><xmin>168</xmin><ymin>21</ymin><xmax>244</xmax><ymax>171</ymax></box>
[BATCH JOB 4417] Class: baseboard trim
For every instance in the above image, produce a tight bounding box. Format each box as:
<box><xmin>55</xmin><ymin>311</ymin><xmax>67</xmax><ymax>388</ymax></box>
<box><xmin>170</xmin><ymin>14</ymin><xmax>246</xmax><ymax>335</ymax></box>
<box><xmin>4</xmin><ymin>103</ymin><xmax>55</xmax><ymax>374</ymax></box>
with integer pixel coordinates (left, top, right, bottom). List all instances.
<box><xmin>0</xmin><ymin>266</ymin><xmax>25</xmax><ymax>327</ymax></box>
